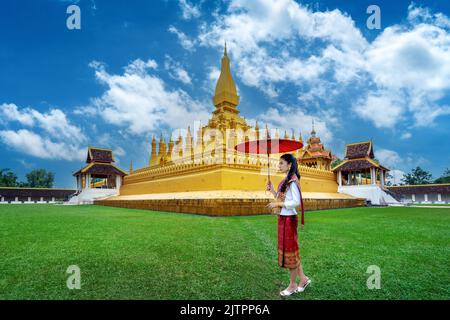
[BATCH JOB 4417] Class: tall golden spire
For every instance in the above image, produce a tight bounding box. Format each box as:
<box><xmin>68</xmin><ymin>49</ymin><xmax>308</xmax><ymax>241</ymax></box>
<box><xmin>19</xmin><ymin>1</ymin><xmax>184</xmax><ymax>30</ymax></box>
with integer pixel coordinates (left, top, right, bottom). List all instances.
<box><xmin>213</xmin><ymin>43</ymin><xmax>240</xmax><ymax>107</ymax></box>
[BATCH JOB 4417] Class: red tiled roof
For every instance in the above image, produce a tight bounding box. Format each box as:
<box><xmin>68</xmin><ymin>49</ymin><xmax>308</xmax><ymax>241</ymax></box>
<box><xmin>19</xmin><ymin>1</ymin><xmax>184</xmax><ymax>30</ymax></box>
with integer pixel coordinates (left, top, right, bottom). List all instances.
<box><xmin>74</xmin><ymin>163</ymin><xmax>127</xmax><ymax>176</ymax></box>
<box><xmin>345</xmin><ymin>141</ymin><xmax>374</xmax><ymax>159</ymax></box>
<box><xmin>87</xmin><ymin>148</ymin><xmax>114</xmax><ymax>163</ymax></box>
<box><xmin>387</xmin><ymin>184</ymin><xmax>450</xmax><ymax>195</ymax></box>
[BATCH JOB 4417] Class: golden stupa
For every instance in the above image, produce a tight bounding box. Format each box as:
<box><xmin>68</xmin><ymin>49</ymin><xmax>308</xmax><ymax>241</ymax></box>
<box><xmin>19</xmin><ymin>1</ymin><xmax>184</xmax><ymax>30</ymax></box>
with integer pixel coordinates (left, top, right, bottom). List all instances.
<box><xmin>97</xmin><ymin>45</ymin><xmax>364</xmax><ymax>215</ymax></box>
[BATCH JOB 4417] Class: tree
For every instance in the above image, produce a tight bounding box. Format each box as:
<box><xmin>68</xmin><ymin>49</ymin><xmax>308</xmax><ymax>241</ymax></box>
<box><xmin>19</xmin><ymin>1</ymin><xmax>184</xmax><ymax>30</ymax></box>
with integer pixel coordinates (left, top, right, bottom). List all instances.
<box><xmin>401</xmin><ymin>166</ymin><xmax>433</xmax><ymax>185</ymax></box>
<box><xmin>25</xmin><ymin>169</ymin><xmax>54</xmax><ymax>188</ymax></box>
<box><xmin>434</xmin><ymin>168</ymin><xmax>450</xmax><ymax>184</ymax></box>
<box><xmin>331</xmin><ymin>157</ymin><xmax>343</xmax><ymax>169</ymax></box>
<box><xmin>0</xmin><ymin>168</ymin><xmax>18</xmax><ymax>187</ymax></box>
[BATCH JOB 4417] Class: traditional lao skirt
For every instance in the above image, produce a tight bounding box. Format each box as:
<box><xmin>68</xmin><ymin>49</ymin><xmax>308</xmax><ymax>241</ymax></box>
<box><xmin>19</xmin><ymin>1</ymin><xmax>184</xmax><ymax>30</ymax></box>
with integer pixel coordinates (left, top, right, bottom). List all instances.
<box><xmin>278</xmin><ymin>215</ymin><xmax>300</xmax><ymax>269</ymax></box>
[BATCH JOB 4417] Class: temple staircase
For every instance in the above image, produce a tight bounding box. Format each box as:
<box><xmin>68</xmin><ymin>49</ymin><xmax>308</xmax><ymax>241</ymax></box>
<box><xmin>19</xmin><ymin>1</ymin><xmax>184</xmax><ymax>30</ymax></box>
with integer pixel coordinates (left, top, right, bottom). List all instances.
<box><xmin>338</xmin><ymin>185</ymin><xmax>400</xmax><ymax>206</ymax></box>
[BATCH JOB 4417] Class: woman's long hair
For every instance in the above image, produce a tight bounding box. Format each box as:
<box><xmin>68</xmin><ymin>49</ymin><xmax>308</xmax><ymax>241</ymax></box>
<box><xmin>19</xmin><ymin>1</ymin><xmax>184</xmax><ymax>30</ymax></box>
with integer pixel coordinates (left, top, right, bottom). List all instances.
<box><xmin>279</xmin><ymin>153</ymin><xmax>300</xmax><ymax>193</ymax></box>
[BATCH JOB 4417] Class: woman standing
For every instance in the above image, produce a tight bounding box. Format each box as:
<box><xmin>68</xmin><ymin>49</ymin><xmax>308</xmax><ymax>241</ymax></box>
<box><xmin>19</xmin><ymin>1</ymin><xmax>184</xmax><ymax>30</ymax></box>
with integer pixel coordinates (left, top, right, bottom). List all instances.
<box><xmin>266</xmin><ymin>153</ymin><xmax>311</xmax><ymax>297</ymax></box>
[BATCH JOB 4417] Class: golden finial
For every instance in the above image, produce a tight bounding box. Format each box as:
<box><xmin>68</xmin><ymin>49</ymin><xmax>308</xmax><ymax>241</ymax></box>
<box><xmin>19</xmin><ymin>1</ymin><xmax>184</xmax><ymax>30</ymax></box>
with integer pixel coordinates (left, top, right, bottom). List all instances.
<box><xmin>224</xmin><ymin>41</ymin><xmax>227</xmax><ymax>56</ymax></box>
<box><xmin>311</xmin><ymin>119</ymin><xmax>316</xmax><ymax>137</ymax></box>
<box><xmin>284</xmin><ymin>129</ymin><xmax>288</xmax><ymax>139</ymax></box>
<box><xmin>291</xmin><ymin>128</ymin><xmax>295</xmax><ymax>140</ymax></box>
<box><xmin>298</xmin><ymin>131</ymin><xmax>303</xmax><ymax>142</ymax></box>
<box><xmin>129</xmin><ymin>160</ymin><xmax>133</xmax><ymax>174</ymax></box>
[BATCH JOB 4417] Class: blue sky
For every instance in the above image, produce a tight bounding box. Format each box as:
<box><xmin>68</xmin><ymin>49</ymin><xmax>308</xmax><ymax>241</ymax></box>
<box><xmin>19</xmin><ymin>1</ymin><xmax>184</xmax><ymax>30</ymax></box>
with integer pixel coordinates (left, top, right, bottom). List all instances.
<box><xmin>0</xmin><ymin>0</ymin><xmax>449</xmax><ymax>188</ymax></box>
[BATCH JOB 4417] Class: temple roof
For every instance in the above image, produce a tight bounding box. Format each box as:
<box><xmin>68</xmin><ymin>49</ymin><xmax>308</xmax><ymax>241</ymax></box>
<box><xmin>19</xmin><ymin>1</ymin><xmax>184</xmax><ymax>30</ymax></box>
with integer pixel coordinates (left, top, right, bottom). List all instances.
<box><xmin>387</xmin><ymin>183</ymin><xmax>450</xmax><ymax>195</ymax></box>
<box><xmin>345</xmin><ymin>141</ymin><xmax>374</xmax><ymax>159</ymax></box>
<box><xmin>332</xmin><ymin>158</ymin><xmax>388</xmax><ymax>172</ymax></box>
<box><xmin>298</xmin><ymin>128</ymin><xmax>332</xmax><ymax>160</ymax></box>
<box><xmin>0</xmin><ymin>187</ymin><xmax>75</xmax><ymax>197</ymax></box>
<box><xmin>87</xmin><ymin>147</ymin><xmax>114</xmax><ymax>163</ymax></box>
<box><xmin>213</xmin><ymin>43</ymin><xmax>240</xmax><ymax>106</ymax></box>
<box><xmin>73</xmin><ymin>163</ymin><xmax>127</xmax><ymax>177</ymax></box>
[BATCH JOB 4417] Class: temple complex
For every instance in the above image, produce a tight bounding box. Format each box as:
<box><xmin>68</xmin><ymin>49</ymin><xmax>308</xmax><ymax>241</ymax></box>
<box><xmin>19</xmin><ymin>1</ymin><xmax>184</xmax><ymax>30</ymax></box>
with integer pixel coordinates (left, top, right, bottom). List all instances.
<box><xmin>96</xmin><ymin>46</ymin><xmax>365</xmax><ymax>215</ymax></box>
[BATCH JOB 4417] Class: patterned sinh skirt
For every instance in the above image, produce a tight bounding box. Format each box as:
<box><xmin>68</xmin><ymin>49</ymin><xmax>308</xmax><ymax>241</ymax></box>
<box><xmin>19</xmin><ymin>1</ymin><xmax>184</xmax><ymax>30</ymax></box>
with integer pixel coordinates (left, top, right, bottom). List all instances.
<box><xmin>278</xmin><ymin>215</ymin><xmax>300</xmax><ymax>269</ymax></box>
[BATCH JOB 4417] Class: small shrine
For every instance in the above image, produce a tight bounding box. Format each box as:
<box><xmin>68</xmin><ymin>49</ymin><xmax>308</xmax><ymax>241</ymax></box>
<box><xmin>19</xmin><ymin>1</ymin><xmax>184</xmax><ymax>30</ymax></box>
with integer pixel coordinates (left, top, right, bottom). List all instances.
<box><xmin>297</xmin><ymin>121</ymin><xmax>333</xmax><ymax>170</ymax></box>
<box><xmin>73</xmin><ymin>147</ymin><xmax>127</xmax><ymax>191</ymax></box>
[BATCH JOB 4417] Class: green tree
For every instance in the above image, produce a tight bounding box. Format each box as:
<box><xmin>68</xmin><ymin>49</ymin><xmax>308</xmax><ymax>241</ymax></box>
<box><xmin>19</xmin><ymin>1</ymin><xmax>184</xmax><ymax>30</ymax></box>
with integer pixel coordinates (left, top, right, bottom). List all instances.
<box><xmin>331</xmin><ymin>157</ymin><xmax>343</xmax><ymax>169</ymax></box>
<box><xmin>0</xmin><ymin>168</ymin><xmax>18</xmax><ymax>187</ymax></box>
<box><xmin>434</xmin><ymin>168</ymin><xmax>450</xmax><ymax>184</ymax></box>
<box><xmin>25</xmin><ymin>169</ymin><xmax>54</xmax><ymax>188</ymax></box>
<box><xmin>401</xmin><ymin>166</ymin><xmax>433</xmax><ymax>185</ymax></box>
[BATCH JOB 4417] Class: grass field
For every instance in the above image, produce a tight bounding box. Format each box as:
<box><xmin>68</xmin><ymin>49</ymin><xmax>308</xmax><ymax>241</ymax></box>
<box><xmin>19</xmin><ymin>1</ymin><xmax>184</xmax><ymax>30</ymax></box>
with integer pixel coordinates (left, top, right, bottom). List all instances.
<box><xmin>0</xmin><ymin>204</ymin><xmax>448</xmax><ymax>300</ymax></box>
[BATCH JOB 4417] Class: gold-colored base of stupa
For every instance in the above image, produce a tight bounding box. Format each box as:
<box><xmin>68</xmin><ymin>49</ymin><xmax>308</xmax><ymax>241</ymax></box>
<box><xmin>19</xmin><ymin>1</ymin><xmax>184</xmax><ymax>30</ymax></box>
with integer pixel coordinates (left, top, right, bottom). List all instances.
<box><xmin>95</xmin><ymin>190</ymin><xmax>365</xmax><ymax>216</ymax></box>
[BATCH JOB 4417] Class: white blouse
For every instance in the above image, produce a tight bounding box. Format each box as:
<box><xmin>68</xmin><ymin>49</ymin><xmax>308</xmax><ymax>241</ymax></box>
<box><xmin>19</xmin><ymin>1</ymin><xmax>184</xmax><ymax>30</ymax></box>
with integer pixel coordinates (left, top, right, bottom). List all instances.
<box><xmin>276</xmin><ymin>181</ymin><xmax>301</xmax><ymax>216</ymax></box>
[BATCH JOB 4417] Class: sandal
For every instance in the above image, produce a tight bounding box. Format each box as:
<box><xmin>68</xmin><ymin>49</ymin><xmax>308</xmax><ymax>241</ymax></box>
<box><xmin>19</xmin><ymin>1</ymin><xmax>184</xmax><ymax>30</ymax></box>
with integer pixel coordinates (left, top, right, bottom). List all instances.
<box><xmin>280</xmin><ymin>287</ymin><xmax>298</xmax><ymax>297</ymax></box>
<box><xmin>296</xmin><ymin>279</ymin><xmax>311</xmax><ymax>293</ymax></box>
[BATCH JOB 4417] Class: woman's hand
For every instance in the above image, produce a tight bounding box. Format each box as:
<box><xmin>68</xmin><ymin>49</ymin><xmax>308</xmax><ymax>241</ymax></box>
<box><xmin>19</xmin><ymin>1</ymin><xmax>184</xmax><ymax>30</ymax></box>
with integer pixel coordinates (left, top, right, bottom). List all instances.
<box><xmin>266</xmin><ymin>180</ymin><xmax>275</xmax><ymax>193</ymax></box>
<box><xmin>266</xmin><ymin>201</ymin><xmax>282</xmax><ymax>209</ymax></box>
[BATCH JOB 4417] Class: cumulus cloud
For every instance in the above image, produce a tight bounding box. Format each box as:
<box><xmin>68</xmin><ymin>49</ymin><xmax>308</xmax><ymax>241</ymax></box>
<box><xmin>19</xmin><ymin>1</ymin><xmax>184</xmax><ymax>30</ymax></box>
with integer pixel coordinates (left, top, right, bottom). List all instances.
<box><xmin>196</xmin><ymin>0</ymin><xmax>450</xmax><ymax>129</ymax></box>
<box><xmin>252</xmin><ymin>103</ymin><xmax>338</xmax><ymax>144</ymax></box>
<box><xmin>86</xmin><ymin>58</ymin><xmax>211</xmax><ymax>135</ymax></box>
<box><xmin>168</xmin><ymin>25</ymin><xmax>196</xmax><ymax>51</ymax></box>
<box><xmin>0</xmin><ymin>103</ymin><xmax>86</xmax><ymax>143</ymax></box>
<box><xmin>178</xmin><ymin>0</ymin><xmax>201</xmax><ymax>20</ymax></box>
<box><xmin>0</xmin><ymin>103</ymin><xmax>87</xmax><ymax>161</ymax></box>
<box><xmin>164</xmin><ymin>55</ymin><xmax>192</xmax><ymax>84</ymax></box>
<box><xmin>0</xmin><ymin>129</ymin><xmax>85</xmax><ymax>161</ymax></box>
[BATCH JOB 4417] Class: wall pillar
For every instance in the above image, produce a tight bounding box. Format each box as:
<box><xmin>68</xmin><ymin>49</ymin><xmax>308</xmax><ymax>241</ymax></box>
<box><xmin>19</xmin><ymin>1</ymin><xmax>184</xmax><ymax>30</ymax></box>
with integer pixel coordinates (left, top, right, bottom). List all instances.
<box><xmin>338</xmin><ymin>171</ymin><xmax>342</xmax><ymax>187</ymax></box>
<box><xmin>380</xmin><ymin>170</ymin><xmax>385</xmax><ymax>188</ymax></box>
<box><xmin>115</xmin><ymin>175</ymin><xmax>122</xmax><ymax>189</ymax></box>
<box><xmin>437</xmin><ymin>193</ymin><xmax>442</xmax><ymax>202</ymax></box>
<box><xmin>412</xmin><ymin>194</ymin><xmax>415</xmax><ymax>202</ymax></box>
<box><xmin>423</xmin><ymin>194</ymin><xmax>429</xmax><ymax>203</ymax></box>
<box><xmin>1</xmin><ymin>196</ymin><xmax>4</xmax><ymax>202</ymax></box>
<box><xmin>371</xmin><ymin>168</ymin><xmax>376</xmax><ymax>185</ymax></box>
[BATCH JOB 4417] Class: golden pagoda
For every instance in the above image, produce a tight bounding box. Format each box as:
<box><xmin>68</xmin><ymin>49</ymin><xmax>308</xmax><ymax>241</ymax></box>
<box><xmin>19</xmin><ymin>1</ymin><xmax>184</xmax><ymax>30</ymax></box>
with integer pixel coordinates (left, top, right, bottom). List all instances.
<box><xmin>298</xmin><ymin>120</ymin><xmax>333</xmax><ymax>170</ymax></box>
<box><xmin>97</xmin><ymin>46</ymin><xmax>364</xmax><ymax>215</ymax></box>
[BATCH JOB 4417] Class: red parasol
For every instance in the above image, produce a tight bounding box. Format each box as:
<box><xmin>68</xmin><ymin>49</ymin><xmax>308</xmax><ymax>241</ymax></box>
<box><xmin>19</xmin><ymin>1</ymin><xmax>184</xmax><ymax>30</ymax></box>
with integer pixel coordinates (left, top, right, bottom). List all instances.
<box><xmin>234</xmin><ymin>137</ymin><xmax>303</xmax><ymax>182</ymax></box>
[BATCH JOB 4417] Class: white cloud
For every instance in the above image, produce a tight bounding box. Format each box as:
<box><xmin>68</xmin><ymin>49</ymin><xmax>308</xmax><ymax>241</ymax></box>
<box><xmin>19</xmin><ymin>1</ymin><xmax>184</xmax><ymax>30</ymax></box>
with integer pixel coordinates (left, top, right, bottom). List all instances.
<box><xmin>168</xmin><ymin>26</ymin><xmax>196</xmax><ymax>51</ymax></box>
<box><xmin>86</xmin><ymin>58</ymin><xmax>211</xmax><ymax>135</ymax></box>
<box><xmin>0</xmin><ymin>103</ymin><xmax>87</xmax><ymax>161</ymax></box>
<box><xmin>0</xmin><ymin>103</ymin><xmax>35</xmax><ymax>126</ymax></box>
<box><xmin>0</xmin><ymin>103</ymin><xmax>86</xmax><ymax>143</ymax></box>
<box><xmin>178</xmin><ymin>0</ymin><xmax>201</xmax><ymax>20</ymax></box>
<box><xmin>375</xmin><ymin>148</ymin><xmax>401</xmax><ymax>168</ymax></box>
<box><xmin>386</xmin><ymin>169</ymin><xmax>406</xmax><ymax>185</ymax></box>
<box><xmin>196</xmin><ymin>0</ymin><xmax>450</xmax><ymax>129</ymax></box>
<box><xmin>352</xmin><ymin>92</ymin><xmax>404</xmax><ymax>128</ymax></box>
<box><xmin>0</xmin><ymin>129</ymin><xmax>85</xmax><ymax>161</ymax></box>
<box><xmin>164</xmin><ymin>55</ymin><xmax>192</xmax><ymax>84</ymax></box>
<box><xmin>252</xmin><ymin>103</ymin><xmax>337</xmax><ymax>144</ymax></box>
<box><xmin>400</xmin><ymin>132</ymin><xmax>412</xmax><ymax>140</ymax></box>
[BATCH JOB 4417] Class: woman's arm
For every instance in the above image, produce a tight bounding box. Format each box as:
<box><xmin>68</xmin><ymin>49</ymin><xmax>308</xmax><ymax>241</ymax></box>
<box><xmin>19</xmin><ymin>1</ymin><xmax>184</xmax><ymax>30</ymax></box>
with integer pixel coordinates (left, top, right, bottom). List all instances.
<box><xmin>283</xmin><ymin>182</ymin><xmax>300</xmax><ymax>209</ymax></box>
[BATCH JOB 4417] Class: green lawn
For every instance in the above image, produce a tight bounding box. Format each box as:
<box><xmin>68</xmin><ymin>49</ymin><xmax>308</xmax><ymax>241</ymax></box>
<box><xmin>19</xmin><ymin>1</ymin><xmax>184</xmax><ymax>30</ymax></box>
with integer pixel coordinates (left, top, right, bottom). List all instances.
<box><xmin>0</xmin><ymin>204</ymin><xmax>448</xmax><ymax>300</ymax></box>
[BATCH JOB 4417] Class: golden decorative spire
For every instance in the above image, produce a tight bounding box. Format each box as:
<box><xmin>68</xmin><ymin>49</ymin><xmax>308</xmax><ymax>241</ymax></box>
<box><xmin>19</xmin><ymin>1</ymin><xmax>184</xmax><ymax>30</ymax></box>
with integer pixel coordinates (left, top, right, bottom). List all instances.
<box><xmin>298</xmin><ymin>131</ymin><xmax>303</xmax><ymax>143</ymax></box>
<box><xmin>311</xmin><ymin>119</ymin><xmax>316</xmax><ymax>137</ymax></box>
<box><xmin>213</xmin><ymin>43</ymin><xmax>239</xmax><ymax>107</ymax></box>
<box><xmin>284</xmin><ymin>129</ymin><xmax>288</xmax><ymax>139</ymax></box>
<box><xmin>129</xmin><ymin>160</ymin><xmax>133</xmax><ymax>175</ymax></box>
<box><xmin>291</xmin><ymin>129</ymin><xmax>295</xmax><ymax>140</ymax></box>
<box><xmin>275</xmin><ymin>128</ymin><xmax>279</xmax><ymax>139</ymax></box>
